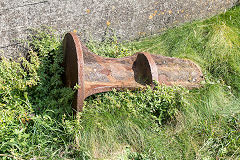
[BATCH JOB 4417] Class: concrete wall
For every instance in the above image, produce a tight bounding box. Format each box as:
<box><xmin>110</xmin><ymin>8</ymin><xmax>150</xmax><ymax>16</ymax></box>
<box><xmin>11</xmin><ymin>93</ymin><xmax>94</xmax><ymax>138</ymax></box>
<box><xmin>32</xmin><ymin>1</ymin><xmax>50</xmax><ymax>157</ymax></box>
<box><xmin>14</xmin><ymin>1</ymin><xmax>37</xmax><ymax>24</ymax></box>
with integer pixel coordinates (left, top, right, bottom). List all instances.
<box><xmin>0</xmin><ymin>0</ymin><xmax>238</xmax><ymax>58</ymax></box>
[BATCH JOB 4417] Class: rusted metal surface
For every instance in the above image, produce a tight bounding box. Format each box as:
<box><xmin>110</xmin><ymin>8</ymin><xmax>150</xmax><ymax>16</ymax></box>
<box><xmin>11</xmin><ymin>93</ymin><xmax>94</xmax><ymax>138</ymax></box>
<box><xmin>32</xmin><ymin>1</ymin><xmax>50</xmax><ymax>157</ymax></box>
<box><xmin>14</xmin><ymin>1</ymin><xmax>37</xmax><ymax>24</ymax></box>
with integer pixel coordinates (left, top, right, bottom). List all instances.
<box><xmin>63</xmin><ymin>32</ymin><xmax>203</xmax><ymax>112</ymax></box>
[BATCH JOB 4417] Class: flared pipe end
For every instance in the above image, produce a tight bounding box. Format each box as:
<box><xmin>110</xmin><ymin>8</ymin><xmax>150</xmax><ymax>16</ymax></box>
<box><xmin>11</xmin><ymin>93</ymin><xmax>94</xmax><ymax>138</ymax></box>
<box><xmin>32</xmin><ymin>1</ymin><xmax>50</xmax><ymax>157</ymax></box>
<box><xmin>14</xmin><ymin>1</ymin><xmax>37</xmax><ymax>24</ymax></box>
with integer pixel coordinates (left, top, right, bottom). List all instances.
<box><xmin>63</xmin><ymin>32</ymin><xmax>85</xmax><ymax>112</ymax></box>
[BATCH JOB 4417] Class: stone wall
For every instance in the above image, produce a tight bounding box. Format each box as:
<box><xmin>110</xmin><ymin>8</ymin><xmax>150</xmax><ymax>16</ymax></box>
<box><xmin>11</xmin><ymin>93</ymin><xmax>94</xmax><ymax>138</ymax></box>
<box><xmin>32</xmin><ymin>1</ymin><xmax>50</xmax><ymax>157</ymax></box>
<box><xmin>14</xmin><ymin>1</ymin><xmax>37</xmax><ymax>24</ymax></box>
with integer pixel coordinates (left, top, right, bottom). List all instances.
<box><xmin>0</xmin><ymin>0</ymin><xmax>238</xmax><ymax>58</ymax></box>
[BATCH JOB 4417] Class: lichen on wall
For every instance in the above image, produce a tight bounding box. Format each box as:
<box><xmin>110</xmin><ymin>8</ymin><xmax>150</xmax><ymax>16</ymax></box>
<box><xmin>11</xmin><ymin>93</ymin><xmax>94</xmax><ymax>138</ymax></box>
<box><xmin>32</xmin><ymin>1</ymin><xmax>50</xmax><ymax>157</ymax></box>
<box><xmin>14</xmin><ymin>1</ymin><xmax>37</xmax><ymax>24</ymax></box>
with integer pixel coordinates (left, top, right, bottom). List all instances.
<box><xmin>0</xmin><ymin>0</ymin><xmax>238</xmax><ymax>58</ymax></box>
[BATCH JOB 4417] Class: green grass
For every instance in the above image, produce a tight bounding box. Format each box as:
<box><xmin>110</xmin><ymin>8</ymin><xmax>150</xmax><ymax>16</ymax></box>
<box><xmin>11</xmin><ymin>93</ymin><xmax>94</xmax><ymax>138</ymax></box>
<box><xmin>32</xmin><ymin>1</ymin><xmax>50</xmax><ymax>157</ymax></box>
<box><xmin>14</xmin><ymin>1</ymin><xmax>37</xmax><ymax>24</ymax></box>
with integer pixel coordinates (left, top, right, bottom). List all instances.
<box><xmin>1</xmin><ymin>5</ymin><xmax>240</xmax><ymax>160</ymax></box>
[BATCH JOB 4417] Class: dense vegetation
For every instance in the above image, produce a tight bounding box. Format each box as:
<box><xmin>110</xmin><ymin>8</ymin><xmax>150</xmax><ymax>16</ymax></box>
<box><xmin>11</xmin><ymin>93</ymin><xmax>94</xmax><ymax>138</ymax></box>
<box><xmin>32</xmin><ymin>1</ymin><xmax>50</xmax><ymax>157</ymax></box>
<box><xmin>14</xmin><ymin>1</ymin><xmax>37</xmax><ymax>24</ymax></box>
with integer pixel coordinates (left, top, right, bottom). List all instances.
<box><xmin>0</xmin><ymin>5</ymin><xmax>240</xmax><ymax>160</ymax></box>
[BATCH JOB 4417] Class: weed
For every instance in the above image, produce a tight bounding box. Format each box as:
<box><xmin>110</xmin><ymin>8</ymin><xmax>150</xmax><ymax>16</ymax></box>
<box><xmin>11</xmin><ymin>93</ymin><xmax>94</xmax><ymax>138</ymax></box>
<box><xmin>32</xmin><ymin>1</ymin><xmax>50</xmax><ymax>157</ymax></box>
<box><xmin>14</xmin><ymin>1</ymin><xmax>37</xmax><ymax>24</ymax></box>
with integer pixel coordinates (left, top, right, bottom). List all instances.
<box><xmin>1</xmin><ymin>5</ymin><xmax>240</xmax><ymax>160</ymax></box>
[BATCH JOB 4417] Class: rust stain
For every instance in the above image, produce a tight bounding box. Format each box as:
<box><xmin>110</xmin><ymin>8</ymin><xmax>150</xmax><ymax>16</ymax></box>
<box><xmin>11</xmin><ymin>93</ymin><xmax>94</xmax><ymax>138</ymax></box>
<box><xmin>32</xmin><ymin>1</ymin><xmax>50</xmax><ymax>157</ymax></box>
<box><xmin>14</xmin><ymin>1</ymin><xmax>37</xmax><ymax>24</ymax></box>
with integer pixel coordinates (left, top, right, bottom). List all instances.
<box><xmin>100</xmin><ymin>68</ymin><xmax>111</xmax><ymax>76</ymax></box>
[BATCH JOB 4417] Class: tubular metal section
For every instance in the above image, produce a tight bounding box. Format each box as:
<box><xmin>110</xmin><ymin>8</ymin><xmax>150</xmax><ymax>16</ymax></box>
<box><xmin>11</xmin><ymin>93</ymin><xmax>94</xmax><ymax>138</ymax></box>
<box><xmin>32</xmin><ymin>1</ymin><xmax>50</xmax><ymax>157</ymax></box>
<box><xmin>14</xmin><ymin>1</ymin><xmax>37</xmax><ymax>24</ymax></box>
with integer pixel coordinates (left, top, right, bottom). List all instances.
<box><xmin>63</xmin><ymin>32</ymin><xmax>203</xmax><ymax>112</ymax></box>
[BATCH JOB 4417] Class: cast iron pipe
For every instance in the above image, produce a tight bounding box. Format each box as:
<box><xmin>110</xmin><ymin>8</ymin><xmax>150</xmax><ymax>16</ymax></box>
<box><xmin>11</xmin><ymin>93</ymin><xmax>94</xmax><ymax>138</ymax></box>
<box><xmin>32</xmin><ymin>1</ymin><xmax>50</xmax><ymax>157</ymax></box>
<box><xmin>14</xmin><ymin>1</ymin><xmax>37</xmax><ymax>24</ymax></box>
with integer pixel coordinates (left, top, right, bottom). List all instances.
<box><xmin>63</xmin><ymin>32</ymin><xmax>203</xmax><ymax>112</ymax></box>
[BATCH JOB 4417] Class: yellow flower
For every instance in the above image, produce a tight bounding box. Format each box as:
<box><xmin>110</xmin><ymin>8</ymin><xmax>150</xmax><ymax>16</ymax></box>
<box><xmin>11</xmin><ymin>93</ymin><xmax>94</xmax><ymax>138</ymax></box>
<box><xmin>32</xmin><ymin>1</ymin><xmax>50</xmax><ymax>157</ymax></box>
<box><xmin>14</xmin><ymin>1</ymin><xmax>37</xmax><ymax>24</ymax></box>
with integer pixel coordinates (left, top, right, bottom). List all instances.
<box><xmin>149</xmin><ymin>15</ymin><xmax>153</xmax><ymax>19</ymax></box>
<box><xmin>73</xmin><ymin>29</ymin><xmax>77</xmax><ymax>33</ymax></box>
<box><xmin>86</xmin><ymin>9</ymin><xmax>91</xmax><ymax>14</ymax></box>
<box><xmin>168</xmin><ymin>10</ymin><xmax>172</xmax><ymax>14</ymax></box>
<box><xmin>106</xmin><ymin>21</ymin><xmax>111</xmax><ymax>26</ymax></box>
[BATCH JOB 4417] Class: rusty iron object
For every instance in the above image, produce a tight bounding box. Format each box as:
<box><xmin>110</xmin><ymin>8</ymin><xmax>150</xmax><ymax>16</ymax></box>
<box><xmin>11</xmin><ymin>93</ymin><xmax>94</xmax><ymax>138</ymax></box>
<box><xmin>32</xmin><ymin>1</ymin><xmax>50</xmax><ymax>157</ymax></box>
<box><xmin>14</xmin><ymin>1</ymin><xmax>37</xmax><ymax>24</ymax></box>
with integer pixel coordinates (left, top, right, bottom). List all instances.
<box><xmin>63</xmin><ymin>32</ymin><xmax>203</xmax><ymax>112</ymax></box>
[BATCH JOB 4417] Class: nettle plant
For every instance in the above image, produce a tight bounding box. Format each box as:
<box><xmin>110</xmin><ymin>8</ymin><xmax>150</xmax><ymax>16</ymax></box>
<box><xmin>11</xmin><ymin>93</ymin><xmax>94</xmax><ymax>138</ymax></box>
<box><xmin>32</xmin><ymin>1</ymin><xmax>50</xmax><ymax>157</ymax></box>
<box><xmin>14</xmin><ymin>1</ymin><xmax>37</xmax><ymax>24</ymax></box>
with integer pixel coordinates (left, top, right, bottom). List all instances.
<box><xmin>86</xmin><ymin>28</ymin><xmax>136</xmax><ymax>58</ymax></box>
<box><xmin>89</xmin><ymin>84</ymin><xmax>188</xmax><ymax>125</ymax></box>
